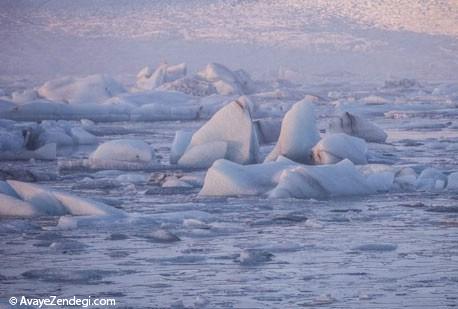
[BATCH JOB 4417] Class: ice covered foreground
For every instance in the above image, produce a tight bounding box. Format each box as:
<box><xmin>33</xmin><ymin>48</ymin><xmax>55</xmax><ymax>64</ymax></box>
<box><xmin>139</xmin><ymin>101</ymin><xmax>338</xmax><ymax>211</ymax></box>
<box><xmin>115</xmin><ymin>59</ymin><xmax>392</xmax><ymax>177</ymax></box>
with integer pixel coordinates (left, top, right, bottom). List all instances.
<box><xmin>0</xmin><ymin>180</ymin><xmax>124</xmax><ymax>218</ymax></box>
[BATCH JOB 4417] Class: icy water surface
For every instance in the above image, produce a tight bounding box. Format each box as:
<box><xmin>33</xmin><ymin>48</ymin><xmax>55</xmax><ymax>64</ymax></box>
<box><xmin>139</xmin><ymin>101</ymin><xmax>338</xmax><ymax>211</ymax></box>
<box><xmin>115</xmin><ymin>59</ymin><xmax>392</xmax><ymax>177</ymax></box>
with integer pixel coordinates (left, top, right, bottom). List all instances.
<box><xmin>1</xmin><ymin>88</ymin><xmax>458</xmax><ymax>308</ymax></box>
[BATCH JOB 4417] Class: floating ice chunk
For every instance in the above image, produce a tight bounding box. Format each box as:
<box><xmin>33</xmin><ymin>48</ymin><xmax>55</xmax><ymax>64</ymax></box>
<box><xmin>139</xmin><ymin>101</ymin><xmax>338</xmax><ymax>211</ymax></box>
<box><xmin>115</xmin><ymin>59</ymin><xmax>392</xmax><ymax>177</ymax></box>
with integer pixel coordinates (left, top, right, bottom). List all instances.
<box><xmin>199</xmin><ymin>158</ymin><xmax>295</xmax><ymax>196</ymax></box>
<box><xmin>269</xmin><ymin>160</ymin><xmax>374</xmax><ymax>199</ymax></box>
<box><xmin>183</xmin><ymin>218</ymin><xmax>210</xmax><ymax>229</ymax></box>
<box><xmin>197</xmin><ymin>63</ymin><xmax>254</xmax><ymax>95</ymax></box>
<box><xmin>11</xmin><ymin>89</ymin><xmax>39</xmax><ymax>104</ymax></box>
<box><xmin>136</xmin><ymin>63</ymin><xmax>187</xmax><ymax>90</ymax></box>
<box><xmin>116</xmin><ymin>173</ymin><xmax>147</xmax><ymax>184</ymax></box>
<box><xmin>0</xmin><ymin>100</ymin><xmax>132</xmax><ymax>122</ymax></box>
<box><xmin>159</xmin><ymin>76</ymin><xmax>216</xmax><ymax>96</ymax></box>
<box><xmin>447</xmin><ymin>172</ymin><xmax>458</xmax><ymax>190</ymax></box>
<box><xmin>69</xmin><ymin>127</ymin><xmax>97</xmax><ymax>144</ymax></box>
<box><xmin>357</xmin><ymin>164</ymin><xmax>395</xmax><ymax>192</ymax></box>
<box><xmin>416</xmin><ymin>168</ymin><xmax>448</xmax><ymax>191</ymax></box>
<box><xmin>394</xmin><ymin>167</ymin><xmax>417</xmax><ymax>190</ymax></box>
<box><xmin>0</xmin><ymin>193</ymin><xmax>38</xmax><ymax>217</ymax></box>
<box><xmin>52</xmin><ymin>191</ymin><xmax>125</xmax><ymax>216</ymax></box>
<box><xmin>148</xmin><ymin>229</ymin><xmax>181</xmax><ymax>243</ymax></box>
<box><xmin>178</xmin><ymin>141</ymin><xmax>228</xmax><ymax>169</ymax></box>
<box><xmin>359</xmin><ymin>95</ymin><xmax>390</xmax><ymax>105</ymax></box>
<box><xmin>162</xmin><ymin>178</ymin><xmax>193</xmax><ymax>188</ymax></box>
<box><xmin>89</xmin><ymin>139</ymin><xmax>154</xmax><ymax>168</ymax></box>
<box><xmin>7</xmin><ymin>180</ymin><xmax>67</xmax><ymax>215</ymax></box>
<box><xmin>0</xmin><ymin>128</ymin><xmax>24</xmax><ymax>151</ymax></box>
<box><xmin>38</xmin><ymin>74</ymin><xmax>125</xmax><ymax>104</ymax></box>
<box><xmin>181</xmin><ymin>97</ymin><xmax>259</xmax><ymax>167</ymax></box>
<box><xmin>265</xmin><ymin>100</ymin><xmax>319</xmax><ymax>163</ymax></box>
<box><xmin>170</xmin><ymin>130</ymin><xmax>194</xmax><ymax>164</ymax></box>
<box><xmin>328</xmin><ymin>112</ymin><xmax>387</xmax><ymax>143</ymax></box>
<box><xmin>0</xmin><ymin>180</ymin><xmax>125</xmax><ymax>218</ymax></box>
<box><xmin>313</xmin><ymin>133</ymin><xmax>367</xmax><ymax>165</ymax></box>
<box><xmin>38</xmin><ymin>127</ymin><xmax>74</xmax><ymax>147</ymax></box>
<box><xmin>130</xmin><ymin>103</ymin><xmax>199</xmax><ymax>121</ymax></box>
<box><xmin>237</xmin><ymin>249</ymin><xmax>273</xmax><ymax>265</ymax></box>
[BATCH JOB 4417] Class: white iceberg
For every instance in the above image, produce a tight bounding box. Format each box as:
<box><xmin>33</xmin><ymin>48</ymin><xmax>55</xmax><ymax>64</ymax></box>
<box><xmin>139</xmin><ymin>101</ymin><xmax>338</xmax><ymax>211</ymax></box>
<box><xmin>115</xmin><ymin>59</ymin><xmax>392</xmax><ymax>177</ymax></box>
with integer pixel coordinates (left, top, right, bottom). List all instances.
<box><xmin>269</xmin><ymin>160</ymin><xmax>375</xmax><ymax>199</ymax></box>
<box><xmin>177</xmin><ymin>97</ymin><xmax>259</xmax><ymax>168</ymax></box>
<box><xmin>136</xmin><ymin>62</ymin><xmax>187</xmax><ymax>90</ymax></box>
<box><xmin>88</xmin><ymin>139</ymin><xmax>155</xmax><ymax>169</ymax></box>
<box><xmin>0</xmin><ymin>181</ymin><xmax>125</xmax><ymax>218</ymax></box>
<box><xmin>328</xmin><ymin>112</ymin><xmax>387</xmax><ymax>143</ymax></box>
<box><xmin>199</xmin><ymin>158</ymin><xmax>295</xmax><ymax>196</ymax></box>
<box><xmin>38</xmin><ymin>74</ymin><xmax>126</xmax><ymax>104</ymax></box>
<box><xmin>197</xmin><ymin>63</ymin><xmax>254</xmax><ymax>95</ymax></box>
<box><xmin>312</xmin><ymin>133</ymin><xmax>368</xmax><ymax>165</ymax></box>
<box><xmin>265</xmin><ymin>100</ymin><xmax>320</xmax><ymax>163</ymax></box>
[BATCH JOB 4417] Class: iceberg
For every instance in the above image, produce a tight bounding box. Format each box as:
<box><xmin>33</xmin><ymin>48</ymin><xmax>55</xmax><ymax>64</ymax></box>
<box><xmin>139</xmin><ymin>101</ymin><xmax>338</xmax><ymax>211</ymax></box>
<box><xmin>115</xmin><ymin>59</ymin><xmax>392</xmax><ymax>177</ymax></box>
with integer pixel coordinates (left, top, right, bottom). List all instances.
<box><xmin>265</xmin><ymin>100</ymin><xmax>320</xmax><ymax>163</ymax></box>
<box><xmin>312</xmin><ymin>133</ymin><xmax>368</xmax><ymax>165</ymax></box>
<box><xmin>328</xmin><ymin>112</ymin><xmax>387</xmax><ymax>143</ymax></box>
<box><xmin>177</xmin><ymin>97</ymin><xmax>259</xmax><ymax>168</ymax></box>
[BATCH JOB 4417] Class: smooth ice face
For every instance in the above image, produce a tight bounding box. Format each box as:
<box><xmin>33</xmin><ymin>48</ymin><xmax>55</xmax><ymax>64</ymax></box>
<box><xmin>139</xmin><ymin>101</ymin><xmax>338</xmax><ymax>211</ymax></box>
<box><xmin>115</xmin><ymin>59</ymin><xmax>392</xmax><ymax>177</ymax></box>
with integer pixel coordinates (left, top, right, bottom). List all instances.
<box><xmin>7</xmin><ymin>180</ymin><xmax>68</xmax><ymax>216</ymax></box>
<box><xmin>89</xmin><ymin>139</ymin><xmax>154</xmax><ymax>165</ymax></box>
<box><xmin>265</xmin><ymin>100</ymin><xmax>320</xmax><ymax>163</ymax></box>
<box><xmin>199</xmin><ymin>158</ymin><xmax>296</xmax><ymax>196</ymax></box>
<box><xmin>0</xmin><ymin>193</ymin><xmax>38</xmax><ymax>217</ymax></box>
<box><xmin>312</xmin><ymin>133</ymin><xmax>368</xmax><ymax>165</ymax></box>
<box><xmin>329</xmin><ymin>112</ymin><xmax>387</xmax><ymax>143</ymax></box>
<box><xmin>178</xmin><ymin>141</ymin><xmax>228</xmax><ymax>169</ymax></box>
<box><xmin>37</xmin><ymin>74</ymin><xmax>126</xmax><ymax>104</ymax></box>
<box><xmin>182</xmin><ymin>98</ymin><xmax>259</xmax><ymax>167</ymax></box>
<box><xmin>170</xmin><ymin>130</ymin><xmax>194</xmax><ymax>164</ymax></box>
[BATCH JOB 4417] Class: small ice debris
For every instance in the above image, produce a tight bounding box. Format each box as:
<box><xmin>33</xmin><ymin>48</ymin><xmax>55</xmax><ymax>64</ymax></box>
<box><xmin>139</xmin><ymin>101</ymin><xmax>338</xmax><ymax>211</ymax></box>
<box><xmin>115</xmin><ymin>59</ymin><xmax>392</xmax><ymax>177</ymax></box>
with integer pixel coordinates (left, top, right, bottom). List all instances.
<box><xmin>183</xmin><ymin>218</ymin><xmax>211</xmax><ymax>229</ymax></box>
<box><xmin>237</xmin><ymin>249</ymin><xmax>273</xmax><ymax>265</ymax></box>
<box><xmin>149</xmin><ymin>229</ymin><xmax>181</xmax><ymax>243</ymax></box>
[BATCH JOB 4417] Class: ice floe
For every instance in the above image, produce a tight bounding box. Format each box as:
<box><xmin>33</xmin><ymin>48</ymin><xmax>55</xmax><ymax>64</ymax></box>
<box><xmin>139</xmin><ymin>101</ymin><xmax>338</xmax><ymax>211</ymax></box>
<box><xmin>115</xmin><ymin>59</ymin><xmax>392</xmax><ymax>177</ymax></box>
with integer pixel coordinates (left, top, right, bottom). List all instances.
<box><xmin>312</xmin><ymin>133</ymin><xmax>368</xmax><ymax>165</ymax></box>
<box><xmin>0</xmin><ymin>180</ymin><xmax>125</xmax><ymax>218</ymax></box>
<box><xmin>88</xmin><ymin>139</ymin><xmax>156</xmax><ymax>169</ymax></box>
<box><xmin>136</xmin><ymin>62</ymin><xmax>187</xmax><ymax>91</ymax></box>
<box><xmin>38</xmin><ymin>74</ymin><xmax>126</xmax><ymax>104</ymax></box>
<box><xmin>328</xmin><ymin>111</ymin><xmax>387</xmax><ymax>143</ymax></box>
